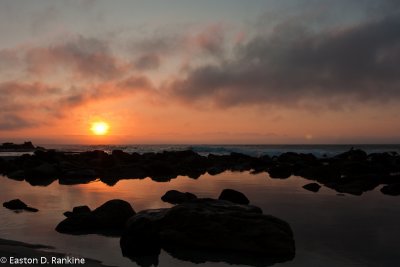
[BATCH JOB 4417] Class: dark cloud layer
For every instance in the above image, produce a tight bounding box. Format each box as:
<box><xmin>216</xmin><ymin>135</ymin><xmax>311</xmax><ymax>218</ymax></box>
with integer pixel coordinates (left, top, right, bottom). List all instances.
<box><xmin>169</xmin><ymin>12</ymin><xmax>400</xmax><ymax>108</ymax></box>
<box><xmin>25</xmin><ymin>36</ymin><xmax>126</xmax><ymax>80</ymax></box>
<box><xmin>0</xmin><ymin>114</ymin><xmax>36</xmax><ymax>130</ymax></box>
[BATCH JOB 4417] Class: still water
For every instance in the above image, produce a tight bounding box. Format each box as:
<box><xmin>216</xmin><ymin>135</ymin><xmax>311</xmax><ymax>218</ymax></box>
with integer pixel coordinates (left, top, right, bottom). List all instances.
<box><xmin>0</xmin><ymin>171</ymin><xmax>399</xmax><ymax>267</ymax></box>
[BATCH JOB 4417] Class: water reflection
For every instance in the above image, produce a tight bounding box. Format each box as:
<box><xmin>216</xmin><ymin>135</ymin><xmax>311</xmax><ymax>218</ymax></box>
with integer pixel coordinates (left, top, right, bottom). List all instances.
<box><xmin>0</xmin><ymin>172</ymin><xmax>399</xmax><ymax>267</ymax></box>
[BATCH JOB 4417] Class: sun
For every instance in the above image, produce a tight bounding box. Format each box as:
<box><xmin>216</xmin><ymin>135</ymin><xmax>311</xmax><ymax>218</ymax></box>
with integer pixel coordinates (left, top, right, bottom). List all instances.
<box><xmin>90</xmin><ymin>121</ymin><xmax>109</xmax><ymax>136</ymax></box>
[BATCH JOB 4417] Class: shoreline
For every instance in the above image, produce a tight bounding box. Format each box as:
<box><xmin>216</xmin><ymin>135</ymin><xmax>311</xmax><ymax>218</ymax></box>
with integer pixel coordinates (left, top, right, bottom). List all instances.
<box><xmin>0</xmin><ymin>238</ymin><xmax>115</xmax><ymax>267</ymax></box>
<box><xmin>0</xmin><ymin>147</ymin><xmax>399</xmax><ymax>195</ymax></box>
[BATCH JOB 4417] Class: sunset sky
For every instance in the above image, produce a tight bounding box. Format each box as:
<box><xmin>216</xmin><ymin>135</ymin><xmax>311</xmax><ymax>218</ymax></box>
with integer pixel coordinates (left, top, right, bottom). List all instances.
<box><xmin>1</xmin><ymin>0</ymin><xmax>400</xmax><ymax>144</ymax></box>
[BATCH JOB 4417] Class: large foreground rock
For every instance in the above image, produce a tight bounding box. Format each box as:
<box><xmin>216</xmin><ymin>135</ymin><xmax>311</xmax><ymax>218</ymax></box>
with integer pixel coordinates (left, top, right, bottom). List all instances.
<box><xmin>120</xmin><ymin>198</ymin><xmax>295</xmax><ymax>267</ymax></box>
<box><xmin>56</xmin><ymin>199</ymin><xmax>135</xmax><ymax>235</ymax></box>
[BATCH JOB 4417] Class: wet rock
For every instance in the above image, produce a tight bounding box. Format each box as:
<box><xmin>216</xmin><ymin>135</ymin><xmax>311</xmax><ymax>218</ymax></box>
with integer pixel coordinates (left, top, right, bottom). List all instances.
<box><xmin>56</xmin><ymin>199</ymin><xmax>135</xmax><ymax>235</ymax></box>
<box><xmin>218</xmin><ymin>189</ymin><xmax>250</xmax><ymax>205</ymax></box>
<box><xmin>334</xmin><ymin>148</ymin><xmax>367</xmax><ymax>161</ymax></box>
<box><xmin>332</xmin><ymin>175</ymin><xmax>380</xmax><ymax>196</ymax></box>
<box><xmin>121</xmin><ymin>199</ymin><xmax>294</xmax><ymax>267</ymax></box>
<box><xmin>278</xmin><ymin>152</ymin><xmax>317</xmax><ymax>164</ymax></box>
<box><xmin>30</xmin><ymin>163</ymin><xmax>58</xmax><ymax>177</ymax></box>
<box><xmin>268</xmin><ymin>164</ymin><xmax>292</xmax><ymax>179</ymax></box>
<box><xmin>3</xmin><ymin>199</ymin><xmax>39</xmax><ymax>212</ymax></box>
<box><xmin>302</xmin><ymin>183</ymin><xmax>321</xmax><ymax>192</ymax></box>
<box><xmin>161</xmin><ymin>190</ymin><xmax>197</xmax><ymax>204</ymax></box>
<box><xmin>381</xmin><ymin>183</ymin><xmax>400</xmax><ymax>196</ymax></box>
<box><xmin>72</xmin><ymin>205</ymin><xmax>91</xmax><ymax>214</ymax></box>
<box><xmin>0</xmin><ymin>141</ymin><xmax>35</xmax><ymax>150</ymax></box>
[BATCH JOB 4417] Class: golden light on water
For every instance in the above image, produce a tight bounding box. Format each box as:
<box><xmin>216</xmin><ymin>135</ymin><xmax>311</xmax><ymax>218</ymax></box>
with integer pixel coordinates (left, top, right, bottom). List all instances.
<box><xmin>90</xmin><ymin>121</ymin><xmax>110</xmax><ymax>136</ymax></box>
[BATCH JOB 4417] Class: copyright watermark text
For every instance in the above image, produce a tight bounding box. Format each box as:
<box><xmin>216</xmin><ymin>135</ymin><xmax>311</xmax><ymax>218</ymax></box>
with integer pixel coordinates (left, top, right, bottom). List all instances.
<box><xmin>0</xmin><ymin>256</ymin><xmax>86</xmax><ymax>265</ymax></box>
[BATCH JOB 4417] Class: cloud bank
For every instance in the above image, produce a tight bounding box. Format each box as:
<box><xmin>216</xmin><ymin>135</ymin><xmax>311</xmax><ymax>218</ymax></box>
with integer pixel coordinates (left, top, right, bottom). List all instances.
<box><xmin>168</xmin><ymin>12</ymin><xmax>400</xmax><ymax>108</ymax></box>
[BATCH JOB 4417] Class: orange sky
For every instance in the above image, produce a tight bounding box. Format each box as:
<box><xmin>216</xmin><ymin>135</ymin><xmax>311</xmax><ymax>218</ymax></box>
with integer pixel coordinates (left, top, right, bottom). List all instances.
<box><xmin>1</xmin><ymin>1</ymin><xmax>400</xmax><ymax>144</ymax></box>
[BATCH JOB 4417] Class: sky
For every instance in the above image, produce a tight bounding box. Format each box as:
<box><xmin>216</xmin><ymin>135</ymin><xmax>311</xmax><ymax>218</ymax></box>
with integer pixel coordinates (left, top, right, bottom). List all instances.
<box><xmin>0</xmin><ymin>0</ymin><xmax>400</xmax><ymax>144</ymax></box>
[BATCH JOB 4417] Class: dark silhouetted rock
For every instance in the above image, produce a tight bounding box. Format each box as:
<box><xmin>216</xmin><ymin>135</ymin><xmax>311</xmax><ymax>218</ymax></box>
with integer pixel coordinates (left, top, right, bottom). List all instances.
<box><xmin>73</xmin><ymin>205</ymin><xmax>91</xmax><ymax>214</ymax></box>
<box><xmin>121</xmin><ymin>199</ymin><xmax>294</xmax><ymax>267</ymax></box>
<box><xmin>24</xmin><ymin>207</ymin><xmax>39</xmax><ymax>212</ymax></box>
<box><xmin>3</xmin><ymin>199</ymin><xmax>39</xmax><ymax>212</ymax></box>
<box><xmin>332</xmin><ymin>175</ymin><xmax>380</xmax><ymax>196</ymax></box>
<box><xmin>3</xmin><ymin>199</ymin><xmax>27</xmax><ymax>209</ymax></box>
<box><xmin>56</xmin><ymin>199</ymin><xmax>135</xmax><ymax>235</ymax></box>
<box><xmin>268</xmin><ymin>164</ymin><xmax>292</xmax><ymax>179</ymax></box>
<box><xmin>218</xmin><ymin>189</ymin><xmax>250</xmax><ymax>205</ymax></box>
<box><xmin>161</xmin><ymin>190</ymin><xmax>197</xmax><ymax>204</ymax></box>
<box><xmin>335</xmin><ymin>148</ymin><xmax>367</xmax><ymax>161</ymax></box>
<box><xmin>381</xmin><ymin>183</ymin><xmax>400</xmax><ymax>196</ymax></box>
<box><xmin>0</xmin><ymin>141</ymin><xmax>35</xmax><ymax>150</ymax></box>
<box><xmin>302</xmin><ymin>183</ymin><xmax>321</xmax><ymax>192</ymax></box>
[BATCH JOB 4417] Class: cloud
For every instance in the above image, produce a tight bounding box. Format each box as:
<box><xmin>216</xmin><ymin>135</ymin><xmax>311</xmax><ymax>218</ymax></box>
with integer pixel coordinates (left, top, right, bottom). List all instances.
<box><xmin>20</xmin><ymin>35</ymin><xmax>128</xmax><ymax>80</ymax></box>
<box><xmin>134</xmin><ymin>53</ymin><xmax>161</xmax><ymax>70</ymax></box>
<box><xmin>0</xmin><ymin>73</ymin><xmax>154</xmax><ymax>130</ymax></box>
<box><xmin>168</xmin><ymin>12</ymin><xmax>400</xmax><ymax>108</ymax></box>
<box><xmin>191</xmin><ymin>24</ymin><xmax>226</xmax><ymax>56</ymax></box>
<box><xmin>0</xmin><ymin>114</ymin><xmax>36</xmax><ymax>130</ymax></box>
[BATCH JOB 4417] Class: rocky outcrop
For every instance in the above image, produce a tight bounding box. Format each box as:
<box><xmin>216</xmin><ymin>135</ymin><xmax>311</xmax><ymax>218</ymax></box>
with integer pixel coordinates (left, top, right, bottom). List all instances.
<box><xmin>0</xmin><ymin>141</ymin><xmax>36</xmax><ymax>151</ymax></box>
<box><xmin>302</xmin><ymin>183</ymin><xmax>321</xmax><ymax>192</ymax></box>
<box><xmin>381</xmin><ymin>183</ymin><xmax>400</xmax><ymax>196</ymax></box>
<box><xmin>218</xmin><ymin>188</ymin><xmax>250</xmax><ymax>205</ymax></box>
<box><xmin>161</xmin><ymin>190</ymin><xmax>197</xmax><ymax>204</ymax></box>
<box><xmin>56</xmin><ymin>199</ymin><xmax>135</xmax><ymax>235</ymax></box>
<box><xmin>120</xmin><ymin>198</ymin><xmax>295</xmax><ymax>267</ymax></box>
<box><xmin>3</xmin><ymin>199</ymin><xmax>39</xmax><ymax>212</ymax></box>
<box><xmin>1</xmin><ymin>147</ymin><xmax>400</xmax><ymax>196</ymax></box>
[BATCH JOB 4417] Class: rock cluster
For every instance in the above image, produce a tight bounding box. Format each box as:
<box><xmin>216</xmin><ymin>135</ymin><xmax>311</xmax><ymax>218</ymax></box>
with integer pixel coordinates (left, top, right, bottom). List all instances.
<box><xmin>1</xmin><ymin>147</ymin><xmax>399</xmax><ymax>195</ymax></box>
<box><xmin>56</xmin><ymin>199</ymin><xmax>135</xmax><ymax>235</ymax></box>
<box><xmin>121</xmin><ymin>195</ymin><xmax>295</xmax><ymax>267</ymax></box>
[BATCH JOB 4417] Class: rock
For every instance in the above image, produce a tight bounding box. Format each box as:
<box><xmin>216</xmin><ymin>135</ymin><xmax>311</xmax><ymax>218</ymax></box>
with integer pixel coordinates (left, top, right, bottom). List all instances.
<box><xmin>268</xmin><ymin>164</ymin><xmax>292</xmax><ymax>179</ymax></box>
<box><xmin>63</xmin><ymin>211</ymin><xmax>73</xmax><ymax>218</ymax></box>
<box><xmin>161</xmin><ymin>190</ymin><xmax>197</xmax><ymax>204</ymax></box>
<box><xmin>334</xmin><ymin>148</ymin><xmax>367</xmax><ymax>161</ymax></box>
<box><xmin>31</xmin><ymin>163</ymin><xmax>58</xmax><ymax>177</ymax></box>
<box><xmin>92</xmin><ymin>199</ymin><xmax>136</xmax><ymax>229</ymax></box>
<box><xmin>3</xmin><ymin>199</ymin><xmax>39</xmax><ymax>212</ymax></box>
<box><xmin>3</xmin><ymin>199</ymin><xmax>27</xmax><ymax>209</ymax></box>
<box><xmin>332</xmin><ymin>176</ymin><xmax>380</xmax><ymax>196</ymax></box>
<box><xmin>72</xmin><ymin>205</ymin><xmax>91</xmax><ymax>214</ymax></box>
<box><xmin>302</xmin><ymin>183</ymin><xmax>321</xmax><ymax>192</ymax></box>
<box><xmin>121</xmin><ymin>198</ymin><xmax>295</xmax><ymax>267</ymax></box>
<box><xmin>381</xmin><ymin>183</ymin><xmax>400</xmax><ymax>196</ymax></box>
<box><xmin>56</xmin><ymin>199</ymin><xmax>135</xmax><ymax>235</ymax></box>
<box><xmin>7</xmin><ymin>170</ymin><xmax>25</xmax><ymax>180</ymax></box>
<box><xmin>218</xmin><ymin>189</ymin><xmax>250</xmax><ymax>205</ymax></box>
<box><xmin>0</xmin><ymin>141</ymin><xmax>35</xmax><ymax>150</ymax></box>
<box><xmin>24</xmin><ymin>207</ymin><xmax>39</xmax><ymax>212</ymax></box>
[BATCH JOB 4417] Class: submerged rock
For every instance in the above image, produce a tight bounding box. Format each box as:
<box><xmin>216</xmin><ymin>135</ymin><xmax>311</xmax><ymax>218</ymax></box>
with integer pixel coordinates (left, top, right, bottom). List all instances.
<box><xmin>161</xmin><ymin>190</ymin><xmax>197</xmax><ymax>204</ymax></box>
<box><xmin>56</xmin><ymin>199</ymin><xmax>135</xmax><ymax>235</ymax></box>
<box><xmin>218</xmin><ymin>189</ymin><xmax>250</xmax><ymax>205</ymax></box>
<box><xmin>302</xmin><ymin>183</ymin><xmax>321</xmax><ymax>192</ymax></box>
<box><xmin>3</xmin><ymin>199</ymin><xmax>39</xmax><ymax>212</ymax></box>
<box><xmin>121</xmin><ymin>198</ymin><xmax>295</xmax><ymax>267</ymax></box>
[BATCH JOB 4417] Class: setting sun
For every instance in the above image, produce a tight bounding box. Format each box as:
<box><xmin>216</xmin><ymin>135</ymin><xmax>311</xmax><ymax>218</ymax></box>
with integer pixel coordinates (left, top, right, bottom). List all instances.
<box><xmin>91</xmin><ymin>122</ymin><xmax>110</xmax><ymax>136</ymax></box>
